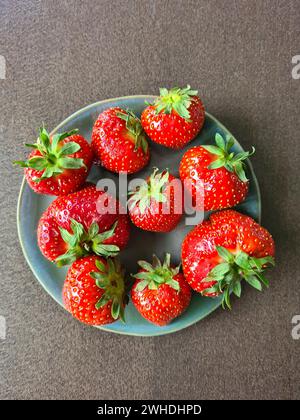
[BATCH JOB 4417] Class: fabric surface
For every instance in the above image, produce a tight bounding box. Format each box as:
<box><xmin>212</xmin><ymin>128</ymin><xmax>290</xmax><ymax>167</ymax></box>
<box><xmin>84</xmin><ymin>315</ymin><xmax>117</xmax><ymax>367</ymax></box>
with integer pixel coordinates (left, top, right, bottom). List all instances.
<box><xmin>0</xmin><ymin>0</ymin><xmax>299</xmax><ymax>399</ymax></box>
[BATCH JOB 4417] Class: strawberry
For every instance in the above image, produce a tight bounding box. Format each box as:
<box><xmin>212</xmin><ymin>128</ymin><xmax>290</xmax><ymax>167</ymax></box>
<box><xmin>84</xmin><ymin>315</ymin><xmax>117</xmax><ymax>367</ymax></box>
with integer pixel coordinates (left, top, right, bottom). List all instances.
<box><xmin>179</xmin><ymin>132</ymin><xmax>255</xmax><ymax>211</ymax></box>
<box><xmin>37</xmin><ymin>184</ymin><xmax>130</xmax><ymax>266</ymax></box>
<box><xmin>63</xmin><ymin>256</ymin><xmax>127</xmax><ymax>325</ymax></box>
<box><xmin>131</xmin><ymin>254</ymin><xmax>191</xmax><ymax>326</ymax></box>
<box><xmin>91</xmin><ymin>107</ymin><xmax>150</xmax><ymax>174</ymax></box>
<box><xmin>181</xmin><ymin>210</ymin><xmax>275</xmax><ymax>308</ymax></box>
<box><xmin>128</xmin><ymin>168</ymin><xmax>183</xmax><ymax>232</ymax></box>
<box><xmin>141</xmin><ymin>85</ymin><xmax>205</xmax><ymax>149</ymax></box>
<box><xmin>14</xmin><ymin>127</ymin><xmax>93</xmax><ymax>195</ymax></box>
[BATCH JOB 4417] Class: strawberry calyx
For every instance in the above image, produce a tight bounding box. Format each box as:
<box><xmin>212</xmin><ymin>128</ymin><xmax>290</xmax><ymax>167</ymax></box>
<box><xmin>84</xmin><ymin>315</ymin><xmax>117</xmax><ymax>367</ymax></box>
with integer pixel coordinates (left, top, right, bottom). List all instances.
<box><xmin>13</xmin><ymin>127</ymin><xmax>86</xmax><ymax>182</ymax></box>
<box><xmin>150</xmin><ymin>85</ymin><xmax>198</xmax><ymax>121</ymax></box>
<box><xmin>116</xmin><ymin>109</ymin><xmax>148</xmax><ymax>154</ymax></box>
<box><xmin>202</xmin><ymin>246</ymin><xmax>275</xmax><ymax>309</ymax></box>
<box><xmin>132</xmin><ymin>253</ymin><xmax>181</xmax><ymax>292</ymax></box>
<box><xmin>202</xmin><ymin>133</ymin><xmax>255</xmax><ymax>182</ymax></box>
<box><xmin>90</xmin><ymin>258</ymin><xmax>127</xmax><ymax>322</ymax></box>
<box><xmin>55</xmin><ymin>219</ymin><xmax>120</xmax><ymax>267</ymax></box>
<box><xmin>128</xmin><ymin>168</ymin><xmax>169</xmax><ymax>214</ymax></box>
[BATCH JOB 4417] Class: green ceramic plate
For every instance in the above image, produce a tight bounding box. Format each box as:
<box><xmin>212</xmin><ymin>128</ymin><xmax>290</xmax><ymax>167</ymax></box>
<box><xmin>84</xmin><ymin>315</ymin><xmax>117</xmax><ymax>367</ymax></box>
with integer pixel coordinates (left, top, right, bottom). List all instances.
<box><xmin>17</xmin><ymin>96</ymin><xmax>261</xmax><ymax>336</ymax></box>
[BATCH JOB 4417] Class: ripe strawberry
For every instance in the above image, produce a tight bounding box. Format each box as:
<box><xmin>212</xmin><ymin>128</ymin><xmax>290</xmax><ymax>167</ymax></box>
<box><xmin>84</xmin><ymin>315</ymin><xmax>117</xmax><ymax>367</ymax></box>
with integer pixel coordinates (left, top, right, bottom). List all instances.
<box><xmin>181</xmin><ymin>210</ymin><xmax>275</xmax><ymax>308</ymax></box>
<box><xmin>37</xmin><ymin>184</ymin><xmax>130</xmax><ymax>266</ymax></box>
<box><xmin>63</xmin><ymin>256</ymin><xmax>127</xmax><ymax>325</ymax></box>
<box><xmin>131</xmin><ymin>254</ymin><xmax>191</xmax><ymax>326</ymax></box>
<box><xmin>91</xmin><ymin>107</ymin><xmax>150</xmax><ymax>174</ymax></box>
<box><xmin>128</xmin><ymin>168</ymin><xmax>183</xmax><ymax>232</ymax></box>
<box><xmin>179</xmin><ymin>132</ymin><xmax>255</xmax><ymax>211</ymax></box>
<box><xmin>141</xmin><ymin>85</ymin><xmax>205</xmax><ymax>149</ymax></box>
<box><xmin>14</xmin><ymin>127</ymin><xmax>93</xmax><ymax>195</ymax></box>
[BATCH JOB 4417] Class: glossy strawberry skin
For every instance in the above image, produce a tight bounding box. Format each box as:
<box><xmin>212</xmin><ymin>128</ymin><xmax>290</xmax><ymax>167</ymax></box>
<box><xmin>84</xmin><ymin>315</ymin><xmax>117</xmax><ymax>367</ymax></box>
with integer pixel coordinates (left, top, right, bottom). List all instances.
<box><xmin>63</xmin><ymin>256</ymin><xmax>118</xmax><ymax>325</ymax></box>
<box><xmin>141</xmin><ymin>96</ymin><xmax>205</xmax><ymax>149</ymax></box>
<box><xmin>131</xmin><ymin>272</ymin><xmax>191</xmax><ymax>326</ymax></box>
<box><xmin>128</xmin><ymin>173</ymin><xmax>183</xmax><ymax>232</ymax></box>
<box><xmin>91</xmin><ymin>107</ymin><xmax>150</xmax><ymax>174</ymax></box>
<box><xmin>25</xmin><ymin>134</ymin><xmax>93</xmax><ymax>196</ymax></box>
<box><xmin>181</xmin><ymin>210</ymin><xmax>275</xmax><ymax>295</ymax></box>
<box><xmin>37</xmin><ymin>184</ymin><xmax>130</xmax><ymax>262</ymax></box>
<box><xmin>179</xmin><ymin>146</ymin><xmax>249</xmax><ymax>211</ymax></box>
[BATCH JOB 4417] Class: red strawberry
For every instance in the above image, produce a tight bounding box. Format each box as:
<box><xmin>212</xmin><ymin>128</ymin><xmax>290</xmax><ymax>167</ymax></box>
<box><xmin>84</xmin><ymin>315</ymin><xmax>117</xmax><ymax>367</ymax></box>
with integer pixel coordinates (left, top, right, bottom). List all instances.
<box><xmin>91</xmin><ymin>107</ymin><xmax>150</xmax><ymax>174</ymax></box>
<box><xmin>128</xmin><ymin>168</ymin><xmax>183</xmax><ymax>232</ymax></box>
<box><xmin>179</xmin><ymin>133</ymin><xmax>254</xmax><ymax>211</ymax></box>
<box><xmin>131</xmin><ymin>254</ymin><xmax>191</xmax><ymax>326</ymax></box>
<box><xmin>14</xmin><ymin>127</ymin><xmax>93</xmax><ymax>195</ymax></box>
<box><xmin>141</xmin><ymin>85</ymin><xmax>205</xmax><ymax>149</ymax></box>
<box><xmin>37</xmin><ymin>184</ymin><xmax>130</xmax><ymax>266</ymax></box>
<box><xmin>63</xmin><ymin>256</ymin><xmax>127</xmax><ymax>325</ymax></box>
<box><xmin>181</xmin><ymin>210</ymin><xmax>275</xmax><ymax>308</ymax></box>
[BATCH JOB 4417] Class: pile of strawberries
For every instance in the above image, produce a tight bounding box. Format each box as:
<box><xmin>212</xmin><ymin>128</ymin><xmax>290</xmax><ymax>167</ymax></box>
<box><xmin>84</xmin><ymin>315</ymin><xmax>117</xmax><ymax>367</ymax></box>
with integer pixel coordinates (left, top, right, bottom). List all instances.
<box><xmin>15</xmin><ymin>85</ymin><xmax>275</xmax><ymax>328</ymax></box>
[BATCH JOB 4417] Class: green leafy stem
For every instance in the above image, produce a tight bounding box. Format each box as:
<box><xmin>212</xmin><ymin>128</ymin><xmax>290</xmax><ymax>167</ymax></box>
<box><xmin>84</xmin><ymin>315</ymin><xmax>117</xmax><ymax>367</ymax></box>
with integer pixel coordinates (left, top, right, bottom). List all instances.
<box><xmin>148</xmin><ymin>85</ymin><xmax>199</xmax><ymax>121</ymax></box>
<box><xmin>116</xmin><ymin>109</ymin><xmax>148</xmax><ymax>154</ymax></box>
<box><xmin>202</xmin><ymin>133</ymin><xmax>255</xmax><ymax>182</ymax></box>
<box><xmin>14</xmin><ymin>127</ymin><xmax>86</xmax><ymax>182</ymax></box>
<box><xmin>132</xmin><ymin>253</ymin><xmax>181</xmax><ymax>292</ymax></box>
<box><xmin>128</xmin><ymin>168</ymin><xmax>169</xmax><ymax>214</ymax></box>
<box><xmin>90</xmin><ymin>258</ymin><xmax>127</xmax><ymax>322</ymax></box>
<box><xmin>56</xmin><ymin>219</ymin><xmax>120</xmax><ymax>267</ymax></box>
<box><xmin>202</xmin><ymin>246</ymin><xmax>275</xmax><ymax>309</ymax></box>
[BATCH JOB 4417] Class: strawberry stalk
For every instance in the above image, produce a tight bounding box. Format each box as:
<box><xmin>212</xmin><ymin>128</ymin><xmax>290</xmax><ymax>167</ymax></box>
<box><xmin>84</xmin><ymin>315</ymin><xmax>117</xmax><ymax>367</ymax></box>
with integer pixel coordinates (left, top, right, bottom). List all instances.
<box><xmin>149</xmin><ymin>85</ymin><xmax>198</xmax><ymax>121</ymax></box>
<box><xmin>202</xmin><ymin>246</ymin><xmax>275</xmax><ymax>309</ymax></box>
<box><xmin>13</xmin><ymin>127</ymin><xmax>86</xmax><ymax>182</ymax></box>
<box><xmin>202</xmin><ymin>133</ymin><xmax>255</xmax><ymax>182</ymax></box>
<box><xmin>132</xmin><ymin>254</ymin><xmax>181</xmax><ymax>292</ymax></box>
<box><xmin>128</xmin><ymin>168</ymin><xmax>169</xmax><ymax>214</ymax></box>
<box><xmin>56</xmin><ymin>219</ymin><xmax>120</xmax><ymax>266</ymax></box>
<box><xmin>90</xmin><ymin>258</ymin><xmax>127</xmax><ymax>322</ymax></box>
<box><xmin>116</xmin><ymin>109</ymin><xmax>148</xmax><ymax>153</ymax></box>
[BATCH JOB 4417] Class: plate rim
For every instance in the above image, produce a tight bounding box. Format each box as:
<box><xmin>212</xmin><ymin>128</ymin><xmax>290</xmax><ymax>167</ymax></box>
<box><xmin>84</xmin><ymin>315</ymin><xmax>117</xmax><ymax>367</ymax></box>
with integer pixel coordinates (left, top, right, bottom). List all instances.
<box><xmin>16</xmin><ymin>95</ymin><xmax>261</xmax><ymax>337</ymax></box>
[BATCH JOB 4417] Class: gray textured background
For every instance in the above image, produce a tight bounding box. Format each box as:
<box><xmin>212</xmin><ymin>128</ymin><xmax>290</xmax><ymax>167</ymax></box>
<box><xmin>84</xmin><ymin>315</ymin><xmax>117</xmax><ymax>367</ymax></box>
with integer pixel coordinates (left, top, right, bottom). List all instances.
<box><xmin>0</xmin><ymin>0</ymin><xmax>299</xmax><ymax>400</ymax></box>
